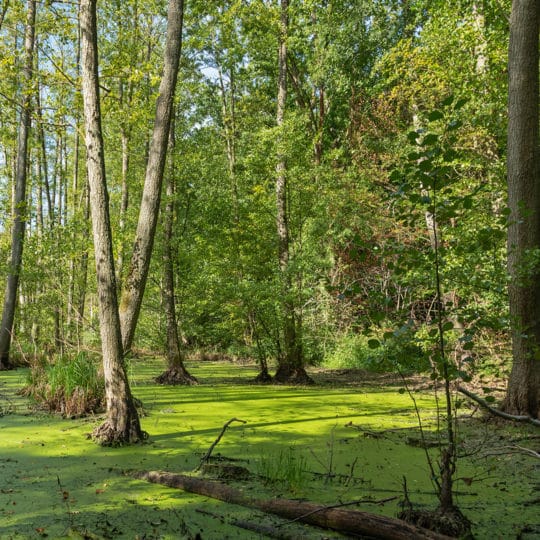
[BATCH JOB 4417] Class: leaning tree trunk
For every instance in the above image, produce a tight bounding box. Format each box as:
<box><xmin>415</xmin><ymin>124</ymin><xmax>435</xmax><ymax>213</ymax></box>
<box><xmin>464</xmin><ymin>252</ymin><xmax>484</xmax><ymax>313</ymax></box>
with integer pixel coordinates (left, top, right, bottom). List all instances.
<box><xmin>273</xmin><ymin>0</ymin><xmax>312</xmax><ymax>385</ymax></box>
<box><xmin>80</xmin><ymin>0</ymin><xmax>144</xmax><ymax>445</ymax></box>
<box><xmin>0</xmin><ymin>0</ymin><xmax>35</xmax><ymax>369</ymax></box>
<box><xmin>504</xmin><ymin>0</ymin><xmax>540</xmax><ymax>419</ymax></box>
<box><xmin>155</xmin><ymin>113</ymin><xmax>197</xmax><ymax>386</ymax></box>
<box><xmin>119</xmin><ymin>0</ymin><xmax>184</xmax><ymax>355</ymax></box>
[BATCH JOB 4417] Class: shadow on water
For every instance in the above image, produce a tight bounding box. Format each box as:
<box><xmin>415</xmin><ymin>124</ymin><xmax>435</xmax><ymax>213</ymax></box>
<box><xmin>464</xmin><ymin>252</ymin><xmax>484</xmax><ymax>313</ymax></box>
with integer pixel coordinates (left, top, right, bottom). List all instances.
<box><xmin>0</xmin><ymin>359</ymin><xmax>538</xmax><ymax>539</ymax></box>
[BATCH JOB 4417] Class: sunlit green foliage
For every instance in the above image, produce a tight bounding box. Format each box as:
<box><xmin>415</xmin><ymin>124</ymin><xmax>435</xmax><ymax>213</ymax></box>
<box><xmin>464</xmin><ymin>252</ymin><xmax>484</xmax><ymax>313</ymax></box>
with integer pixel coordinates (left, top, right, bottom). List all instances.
<box><xmin>0</xmin><ymin>0</ymin><xmax>513</xmax><ymax>379</ymax></box>
<box><xmin>23</xmin><ymin>352</ymin><xmax>104</xmax><ymax>416</ymax></box>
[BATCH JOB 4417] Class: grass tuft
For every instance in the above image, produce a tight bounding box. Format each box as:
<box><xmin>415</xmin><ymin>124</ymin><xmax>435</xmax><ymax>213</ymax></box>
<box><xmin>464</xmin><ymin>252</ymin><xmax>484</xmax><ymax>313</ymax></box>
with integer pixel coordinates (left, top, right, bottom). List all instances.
<box><xmin>257</xmin><ymin>446</ymin><xmax>308</xmax><ymax>492</ymax></box>
<box><xmin>21</xmin><ymin>352</ymin><xmax>105</xmax><ymax>417</ymax></box>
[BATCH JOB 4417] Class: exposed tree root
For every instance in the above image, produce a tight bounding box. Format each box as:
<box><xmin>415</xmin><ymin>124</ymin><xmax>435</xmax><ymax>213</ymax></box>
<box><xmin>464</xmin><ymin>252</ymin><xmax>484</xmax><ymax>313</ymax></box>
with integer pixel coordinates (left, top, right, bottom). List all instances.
<box><xmin>253</xmin><ymin>369</ymin><xmax>273</xmax><ymax>383</ymax></box>
<box><xmin>154</xmin><ymin>366</ymin><xmax>198</xmax><ymax>385</ymax></box>
<box><xmin>135</xmin><ymin>470</ymin><xmax>454</xmax><ymax>540</ymax></box>
<box><xmin>458</xmin><ymin>386</ymin><xmax>540</xmax><ymax>427</ymax></box>
<box><xmin>399</xmin><ymin>505</ymin><xmax>472</xmax><ymax>539</ymax></box>
<box><xmin>91</xmin><ymin>418</ymin><xmax>148</xmax><ymax>446</ymax></box>
<box><xmin>273</xmin><ymin>366</ymin><xmax>314</xmax><ymax>385</ymax></box>
<box><xmin>0</xmin><ymin>359</ymin><xmax>12</xmax><ymax>371</ymax></box>
<box><xmin>201</xmin><ymin>463</ymin><xmax>252</xmax><ymax>480</ymax></box>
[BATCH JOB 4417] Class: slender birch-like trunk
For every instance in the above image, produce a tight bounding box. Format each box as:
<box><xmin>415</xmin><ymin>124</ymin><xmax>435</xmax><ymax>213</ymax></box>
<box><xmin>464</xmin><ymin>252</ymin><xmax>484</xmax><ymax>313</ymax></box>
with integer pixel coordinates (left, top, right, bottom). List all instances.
<box><xmin>273</xmin><ymin>0</ymin><xmax>311</xmax><ymax>384</ymax></box>
<box><xmin>155</xmin><ymin>113</ymin><xmax>197</xmax><ymax>385</ymax></box>
<box><xmin>119</xmin><ymin>0</ymin><xmax>184</xmax><ymax>354</ymax></box>
<box><xmin>0</xmin><ymin>0</ymin><xmax>36</xmax><ymax>368</ymax></box>
<box><xmin>80</xmin><ymin>0</ymin><xmax>144</xmax><ymax>444</ymax></box>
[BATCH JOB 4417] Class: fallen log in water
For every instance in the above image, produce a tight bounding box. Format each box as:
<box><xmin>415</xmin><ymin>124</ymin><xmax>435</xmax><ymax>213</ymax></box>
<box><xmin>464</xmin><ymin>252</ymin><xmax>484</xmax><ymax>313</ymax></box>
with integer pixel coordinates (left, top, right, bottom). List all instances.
<box><xmin>135</xmin><ymin>470</ymin><xmax>454</xmax><ymax>540</ymax></box>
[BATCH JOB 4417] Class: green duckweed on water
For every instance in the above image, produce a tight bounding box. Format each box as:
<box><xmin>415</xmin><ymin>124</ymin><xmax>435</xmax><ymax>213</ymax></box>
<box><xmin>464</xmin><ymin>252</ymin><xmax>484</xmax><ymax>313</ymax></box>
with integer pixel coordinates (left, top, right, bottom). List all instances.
<box><xmin>0</xmin><ymin>358</ymin><xmax>538</xmax><ymax>539</ymax></box>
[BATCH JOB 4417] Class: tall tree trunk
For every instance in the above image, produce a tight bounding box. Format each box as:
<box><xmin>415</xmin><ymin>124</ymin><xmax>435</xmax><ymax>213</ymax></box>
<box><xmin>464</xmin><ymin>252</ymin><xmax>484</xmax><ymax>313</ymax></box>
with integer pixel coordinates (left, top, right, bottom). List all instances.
<box><xmin>116</xmin><ymin>123</ymin><xmax>130</xmax><ymax>289</ymax></box>
<box><xmin>472</xmin><ymin>2</ymin><xmax>488</xmax><ymax>75</ymax></box>
<box><xmin>76</xmin><ymin>184</ymin><xmax>90</xmax><ymax>347</ymax></box>
<box><xmin>119</xmin><ymin>0</ymin><xmax>184</xmax><ymax>355</ymax></box>
<box><xmin>155</xmin><ymin>113</ymin><xmax>197</xmax><ymax>385</ymax></box>
<box><xmin>116</xmin><ymin>44</ymin><xmax>134</xmax><ymax>290</ymax></box>
<box><xmin>0</xmin><ymin>0</ymin><xmax>10</xmax><ymax>32</ymax></box>
<box><xmin>80</xmin><ymin>0</ymin><xmax>144</xmax><ymax>445</ymax></box>
<box><xmin>273</xmin><ymin>0</ymin><xmax>311</xmax><ymax>385</ymax></box>
<box><xmin>36</xmin><ymin>78</ymin><xmax>54</xmax><ymax>226</ymax></box>
<box><xmin>504</xmin><ymin>0</ymin><xmax>540</xmax><ymax>419</ymax></box>
<box><xmin>74</xmin><ymin>13</ymin><xmax>89</xmax><ymax>347</ymax></box>
<box><xmin>66</xmin><ymin>120</ymin><xmax>80</xmax><ymax>340</ymax></box>
<box><xmin>0</xmin><ymin>0</ymin><xmax>35</xmax><ymax>369</ymax></box>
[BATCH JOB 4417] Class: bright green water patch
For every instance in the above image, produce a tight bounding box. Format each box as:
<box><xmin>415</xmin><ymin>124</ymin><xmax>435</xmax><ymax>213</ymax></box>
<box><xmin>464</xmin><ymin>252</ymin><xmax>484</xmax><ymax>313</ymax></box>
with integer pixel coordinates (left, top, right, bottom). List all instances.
<box><xmin>0</xmin><ymin>359</ymin><xmax>538</xmax><ymax>539</ymax></box>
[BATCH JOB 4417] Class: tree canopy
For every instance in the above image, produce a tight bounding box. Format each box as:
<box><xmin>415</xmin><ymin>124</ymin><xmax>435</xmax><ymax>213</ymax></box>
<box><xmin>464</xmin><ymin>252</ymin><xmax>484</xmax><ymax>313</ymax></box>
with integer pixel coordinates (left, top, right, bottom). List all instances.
<box><xmin>0</xmin><ymin>0</ymin><xmax>538</xmax><ymax>420</ymax></box>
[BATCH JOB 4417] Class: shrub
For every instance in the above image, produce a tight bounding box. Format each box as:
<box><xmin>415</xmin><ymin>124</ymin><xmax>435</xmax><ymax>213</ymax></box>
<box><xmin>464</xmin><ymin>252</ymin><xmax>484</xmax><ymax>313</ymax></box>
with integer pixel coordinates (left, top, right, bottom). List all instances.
<box><xmin>22</xmin><ymin>352</ymin><xmax>105</xmax><ymax>417</ymax></box>
<box><xmin>323</xmin><ymin>331</ymin><xmax>429</xmax><ymax>373</ymax></box>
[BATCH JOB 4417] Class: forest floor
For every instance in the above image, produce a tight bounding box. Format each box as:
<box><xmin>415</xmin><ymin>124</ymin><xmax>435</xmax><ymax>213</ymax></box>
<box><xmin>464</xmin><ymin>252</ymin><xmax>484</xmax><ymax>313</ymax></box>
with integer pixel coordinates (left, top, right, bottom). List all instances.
<box><xmin>0</xmin><ymin>358</ymin><xmax>538</xmax><ymax>539</ymax></box>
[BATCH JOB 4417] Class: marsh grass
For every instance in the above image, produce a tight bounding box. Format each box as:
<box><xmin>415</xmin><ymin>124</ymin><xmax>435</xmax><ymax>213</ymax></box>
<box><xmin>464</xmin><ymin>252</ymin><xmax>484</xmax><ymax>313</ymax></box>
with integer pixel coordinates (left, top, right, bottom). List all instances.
<box><xmin>257</xmin><ymin>446</ymin><xmax>308</xmax><ymax>492</ymax></box>
<box><xmin>21</xmin><ymin>352</ymin><xmax>105</xmax><ymax>416</ymax></box>
<box><xmin>0</xmin><ymin>388</ymin><xmax>15</xmax><ymax>416</ymax></box>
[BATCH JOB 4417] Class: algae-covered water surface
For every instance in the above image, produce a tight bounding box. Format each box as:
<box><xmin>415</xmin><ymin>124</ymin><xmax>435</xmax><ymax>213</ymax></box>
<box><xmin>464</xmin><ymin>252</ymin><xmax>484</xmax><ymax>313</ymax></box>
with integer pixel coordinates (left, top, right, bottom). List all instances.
<box><xmin>0</xmin><ymin>359</ymin><xmax>538</xmax><ymax>539</ymax></box>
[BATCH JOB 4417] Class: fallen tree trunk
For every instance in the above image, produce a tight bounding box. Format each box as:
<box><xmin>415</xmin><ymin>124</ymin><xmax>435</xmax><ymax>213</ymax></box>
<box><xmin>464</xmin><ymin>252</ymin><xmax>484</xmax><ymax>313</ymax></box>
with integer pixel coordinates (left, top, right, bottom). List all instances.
<box><xmin>135</xmin><ymin>470</ymin><xmax>453</xmax><ymax>540</ymax></box>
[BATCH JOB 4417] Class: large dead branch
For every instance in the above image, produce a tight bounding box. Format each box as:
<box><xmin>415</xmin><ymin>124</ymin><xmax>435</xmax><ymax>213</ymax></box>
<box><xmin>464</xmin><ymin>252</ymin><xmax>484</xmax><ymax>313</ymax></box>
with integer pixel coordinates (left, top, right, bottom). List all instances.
<box><xmin>135</xmin><ymin>470</ymin><xmax>453</xmax><ymax>540</ymax></box>
<box><xmin>457</xmin><ymin>386</ymin><xmax>540</xmax><ymax>427</ymax></box>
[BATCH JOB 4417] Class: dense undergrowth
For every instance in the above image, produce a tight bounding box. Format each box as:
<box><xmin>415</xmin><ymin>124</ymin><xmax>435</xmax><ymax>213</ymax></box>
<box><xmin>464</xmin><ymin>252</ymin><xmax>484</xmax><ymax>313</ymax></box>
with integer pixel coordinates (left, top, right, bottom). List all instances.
<box><xmin>0</xmin><ymin>358</ymin><xmax>538</xmax><ymax>539</ymax></box>
<box><xmin>20</xmin><ymin>352</ymin><xmax>105</xmax><ymax>417</ymax></box>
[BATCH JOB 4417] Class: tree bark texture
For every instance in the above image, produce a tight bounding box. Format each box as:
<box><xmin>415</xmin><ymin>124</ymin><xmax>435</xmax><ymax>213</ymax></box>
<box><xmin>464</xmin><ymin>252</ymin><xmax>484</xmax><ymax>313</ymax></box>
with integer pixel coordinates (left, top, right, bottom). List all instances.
<box><xmin>274</xmin><ymin>0</ymin><xmax>310</xmax><ymax>384</ymax></box>
<box><xmin>0</xmin><ymin>0</ymin><xmax>35</xmax><ymax>368</ymax></box>
<box><xmin>80</xmin><ymin>0</ymin><xmax>144</xmax><ymax>444</ymax></box>
<box><xmin>119</xmin><ymin>0</ymin><xmax>184</xmax><ymax>354</ymax></box>
<box><xmin>505</xmin><ymin>0</ymin><xmax>540</xmax><ymax>419</ymax></box>
<box><xmin>136</xmin><ymin>471</ymin><xmax>453</xmax><ymax>540</ymax></box>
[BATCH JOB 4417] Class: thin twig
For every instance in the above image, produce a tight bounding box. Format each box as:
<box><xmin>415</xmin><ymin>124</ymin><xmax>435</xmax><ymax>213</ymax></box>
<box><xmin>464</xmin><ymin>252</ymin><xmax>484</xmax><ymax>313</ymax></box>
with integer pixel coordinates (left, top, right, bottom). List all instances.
<box><xmin>345</xmin><ymin>457</ymin><xmax>358</xmax><ymax>487</ymax></box>
<box><xmin>398</xmin><ymin>369</ymin><xmax>439</xmax><ymax>492</ymax></box>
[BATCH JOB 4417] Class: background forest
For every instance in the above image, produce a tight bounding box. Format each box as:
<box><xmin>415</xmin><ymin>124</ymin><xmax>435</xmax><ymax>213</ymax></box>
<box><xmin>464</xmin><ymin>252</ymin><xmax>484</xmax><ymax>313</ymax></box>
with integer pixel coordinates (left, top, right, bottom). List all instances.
<box><xmin>0</xmin><ymin>0</ymin><xmax>517</xmax><ymax>385</ymax></box>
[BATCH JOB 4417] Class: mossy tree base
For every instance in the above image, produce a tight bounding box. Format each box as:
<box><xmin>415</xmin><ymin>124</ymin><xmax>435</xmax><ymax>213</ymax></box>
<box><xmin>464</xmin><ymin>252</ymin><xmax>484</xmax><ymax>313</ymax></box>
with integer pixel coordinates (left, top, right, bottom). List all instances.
<box><xmin>92</xmin><ymin>417</ymin><xmax>148</xmax><ymax>446</ymax></box>
<box><xmin>155</xmin><ymin>366</ymin><xmax>198</xmax><ymax>385</ymax></box>
<box><xmin>253</xmin><ymin>368</ymin><xmax>273</xmax><ymax>383</ymax></box>
<box><xmin>273</xmin><ymin>365</ymin><xmax>314</xmax><ymax>385</ymax></box>
<box><xmin>0</xmin><ymin>357</ymin><xmax>13</xmax><ymax>371</ymax></box>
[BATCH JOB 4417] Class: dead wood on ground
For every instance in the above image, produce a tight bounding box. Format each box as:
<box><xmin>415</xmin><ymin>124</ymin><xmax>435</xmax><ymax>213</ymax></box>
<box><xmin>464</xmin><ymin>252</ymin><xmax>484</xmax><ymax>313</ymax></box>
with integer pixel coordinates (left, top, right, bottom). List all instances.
<box><xmin>135</xmin><ymin>470</ymin><xmax>454</xmax><ymax>540</ymax></box>
<box><xmin>458</xmin><ymin>386</ymin><xmax>540</xmax><ymax>427</ymax></box>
